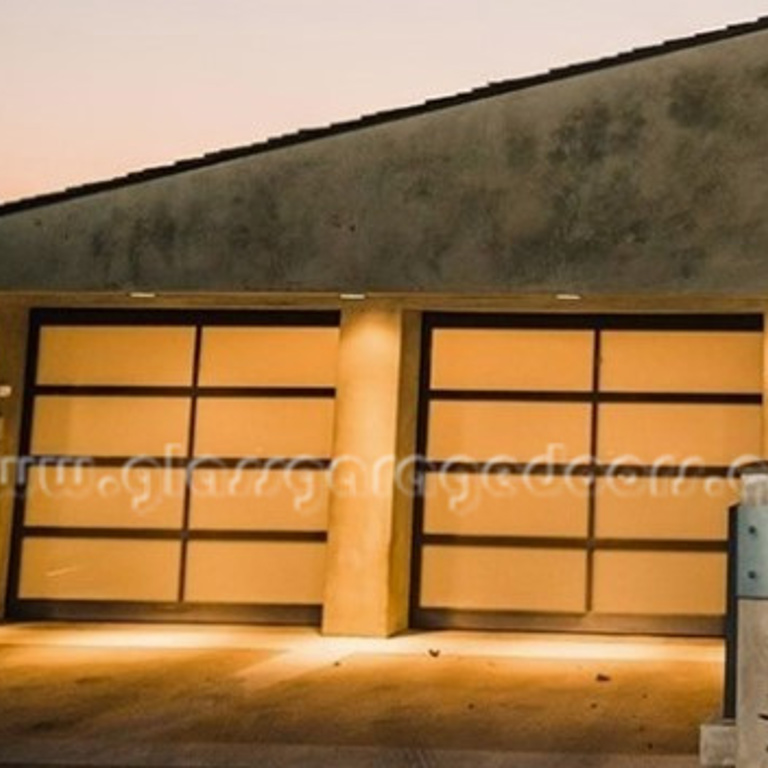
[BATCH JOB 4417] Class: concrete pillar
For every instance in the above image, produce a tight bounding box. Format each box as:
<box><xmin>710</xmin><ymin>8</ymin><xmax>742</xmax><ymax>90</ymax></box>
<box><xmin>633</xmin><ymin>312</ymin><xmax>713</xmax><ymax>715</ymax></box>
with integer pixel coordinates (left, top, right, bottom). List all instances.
<box><xmin>735</xmin><ymin>467</ymin><xmax>768</xmax><ymax>767</ymax></box>
<box><xmin>0</xmin><ymin>305</ymin><xmax>29</xmax><ymax>619</ymax></box>
<box><xmin>322</xmin><ymin>303</ymin><xmax>421</xmax><ymax>637</ymax></box>
<box><xmin>736</xmin><ymin>600</ymin><xmax>768</xmax><ymax>766</ymax></box>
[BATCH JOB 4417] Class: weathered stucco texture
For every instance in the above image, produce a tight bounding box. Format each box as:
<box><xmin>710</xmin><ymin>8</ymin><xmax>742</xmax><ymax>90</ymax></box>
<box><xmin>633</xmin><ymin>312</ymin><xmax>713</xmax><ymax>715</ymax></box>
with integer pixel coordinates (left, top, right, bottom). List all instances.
<box><xmin>2</xmin><ymin>30</ymin><xmax>768</xmax><ymax>294</ymax></box>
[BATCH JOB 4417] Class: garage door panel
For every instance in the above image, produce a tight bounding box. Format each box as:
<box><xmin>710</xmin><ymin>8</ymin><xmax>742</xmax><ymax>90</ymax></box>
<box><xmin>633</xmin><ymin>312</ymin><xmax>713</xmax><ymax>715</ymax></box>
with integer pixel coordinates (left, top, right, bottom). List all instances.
<box><xmin>428</xmin><ymin>401</ymin><xmax>592</xmax><ymax>462</ymax></box>
<box><xmin>595</xmin><ymin>476</ymin><xmax>735</xmax><ymax>541</ymax></box>
<box><xmin>424</xmin><ymin>473</ymin><xmax>589</xmax><ymax>537</ymax></box>
<box><xmin>592</xmin><ymin>551</ymin><xmax>726</xmax><ymax>616</ymax></box>
<box><xmin>199</xmin><ymin>327</ymin><xmax>339</xmax><ymax>387</ymax></box>
<box><xmin>184</xmin><ymin>541</ymin><xmax>326</xmax><ymax>604</ymax></box>
<box><xmin>31</xmin><ymin>396</ymin><xmax>191</xmax><ymax>457</ymax></box>
<box><xmin>18</xmin><ymin>538</ymin><xmax>181</xmax><ymax>602</ymax></box>
<box><xmin>190</xmin><ymin>468</ymin><xmax>330</xmax><ymax>531</ymax></box>
<box><xmin>601</xmin><ymin>331</ymin><xmax>762</xmax><ymax>394</ymax></box>
<box><xmin>36</xmin><ymin>326</ymin><xmax>196</xmax><ymax>386</ymax></box>
<box><xmin>598</xmin><ymin>403</ymin><xmax>762</xmax><ymax>466</ymax></box>
<box><xmin>431</xmin><ymin>329</ymin><xmax>594</xmax><ymax>391</ymax></box>
<box><xmin>421</xmin><ymin>546</ymin><xmax>587</xmax><ymax>613</ymax></box>
<box><xmin>194</xmin><ymin>398</ymin><xmax>334</xmax><ymax>458</ymax></box>
<box><xmin>25</xmin><ymin>466</ymin><xmax>186</xmax><ymax>529</ymax></box>
<box><xmin>12</xmin><ymin>311</ymin><xmax>338</xmax><ymax>625</ymax></box>
<box><xmin>415</xmin><ymin>315</ymin><xmax>762</xmax><ymax>634</ymax></box>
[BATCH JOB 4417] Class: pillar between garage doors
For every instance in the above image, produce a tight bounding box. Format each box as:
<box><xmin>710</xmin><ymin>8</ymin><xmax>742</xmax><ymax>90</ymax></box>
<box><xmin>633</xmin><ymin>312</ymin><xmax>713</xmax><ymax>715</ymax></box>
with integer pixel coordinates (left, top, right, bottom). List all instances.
<box><xmin>321</xmin><ymin>303</ymin><xmax>421</xmax><ymax>637</ymax></box>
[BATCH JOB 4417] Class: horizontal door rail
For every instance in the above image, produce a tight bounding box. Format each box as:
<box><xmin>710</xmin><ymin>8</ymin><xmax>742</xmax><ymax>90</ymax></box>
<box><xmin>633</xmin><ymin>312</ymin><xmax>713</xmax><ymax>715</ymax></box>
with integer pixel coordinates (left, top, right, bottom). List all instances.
<box><xmin>21</xmin><ymin>527</ymin><xmax>328</xmax><ymax>543</ymax></box>
<box><xmin>429</xmin><ymin>389</ymin><xmax>761</xmax><ymax>405</ymax></box>
<box><xmin>30</xmin><ymin>308</ymin><xmax>341</xmax><ymax>327</ymax></box>
<box><xmin>422</xmin><ymin>460</ymin><xmax>741</xmax><ymax>478</ymax></box>
<box><xmin>422</xmin><ymin>533</ymin><xmax>726</xmax><ymax>552</ymax></box>
<box><xmin>424</xmin><ymin>312</ymin><xmax>763</xmax><ymax>331</ymax></box>
<box><xmin>32</xmin><ymin>385</ymin><xmax>337</xmax><ymax>399</ymax></box>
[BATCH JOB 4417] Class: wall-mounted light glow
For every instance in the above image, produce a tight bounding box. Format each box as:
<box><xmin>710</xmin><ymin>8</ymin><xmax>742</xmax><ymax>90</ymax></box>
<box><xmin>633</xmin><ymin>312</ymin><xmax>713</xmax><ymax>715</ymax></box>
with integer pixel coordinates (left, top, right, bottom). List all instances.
<box><xmin>128</xmin><ymin>291</ymin><xmax>157</xmax><ymax>299</ymax></box>
<box><xmin>556</xmin><ymin>293</ymin><xmax>582</xmax><ymax>301</ymax></box>
<box><xmin>340</xmin><ymin>293</ymin><xmax>366</xmax><ymax>301</ymax></box>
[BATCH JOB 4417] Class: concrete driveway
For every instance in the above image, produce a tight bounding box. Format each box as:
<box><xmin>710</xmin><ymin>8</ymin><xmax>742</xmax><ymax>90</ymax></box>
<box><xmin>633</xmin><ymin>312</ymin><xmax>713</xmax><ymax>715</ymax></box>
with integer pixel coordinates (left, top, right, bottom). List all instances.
<box><xmin>0</xmin><ymin>623</ymin><xmax>721</xmax><ymax>767</ymax></box>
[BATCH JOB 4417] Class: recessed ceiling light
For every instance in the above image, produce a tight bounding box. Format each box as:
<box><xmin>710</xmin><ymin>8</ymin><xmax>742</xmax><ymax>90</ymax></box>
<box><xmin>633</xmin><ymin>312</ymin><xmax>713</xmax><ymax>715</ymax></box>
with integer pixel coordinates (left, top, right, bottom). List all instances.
<box><xmin>556</xmin><ymin>293</ymin><xmax>582</xmax><ymax>301</ymax></box>
<box><xmin>340</xmin><ymin>293</ymin><xmax>366</xmax><ymax>301</ymax></box>
<box><xmin>128</xmin><ymin>291</ymin><xmax>157</xmax><ymax>299</ymax></box>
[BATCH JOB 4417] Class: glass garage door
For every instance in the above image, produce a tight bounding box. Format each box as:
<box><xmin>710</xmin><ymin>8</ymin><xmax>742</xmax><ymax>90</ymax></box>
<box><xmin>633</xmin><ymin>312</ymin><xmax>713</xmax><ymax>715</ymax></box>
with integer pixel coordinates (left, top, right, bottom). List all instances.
<box><xmin>8</xmin><ymin>308</ymin><xmax>339</xmax><ymax>624</ymax></box>
<box><xmin>411</xmin><ymin>313</ymin><xmax>764</xmax><ymax>635</ymax></box>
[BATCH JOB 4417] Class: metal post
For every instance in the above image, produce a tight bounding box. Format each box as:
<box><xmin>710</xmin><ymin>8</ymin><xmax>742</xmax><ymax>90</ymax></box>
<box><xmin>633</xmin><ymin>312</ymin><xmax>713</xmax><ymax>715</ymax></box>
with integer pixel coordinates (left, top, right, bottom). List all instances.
<box><xmin>723</xmin><ymin>503</ymin><xmax>739</xmax><ymax>720</ymax></box>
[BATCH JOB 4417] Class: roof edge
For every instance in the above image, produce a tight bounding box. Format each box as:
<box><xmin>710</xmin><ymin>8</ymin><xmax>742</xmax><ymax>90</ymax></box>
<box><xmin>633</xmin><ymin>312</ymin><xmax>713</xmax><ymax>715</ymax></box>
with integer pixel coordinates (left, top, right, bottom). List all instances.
<box><xmin>2</xmin><ymin>14</ymin><xmax>768</xmax><ymax>217</ymax></box>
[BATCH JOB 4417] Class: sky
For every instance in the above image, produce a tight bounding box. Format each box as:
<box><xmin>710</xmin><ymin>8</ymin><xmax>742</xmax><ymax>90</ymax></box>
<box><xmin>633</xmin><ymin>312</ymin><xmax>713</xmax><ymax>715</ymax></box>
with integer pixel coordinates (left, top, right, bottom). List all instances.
<box><xmin>1</xmin><ymin>0</ymin><xmax>768</xmax><ymax>203</ymax></box>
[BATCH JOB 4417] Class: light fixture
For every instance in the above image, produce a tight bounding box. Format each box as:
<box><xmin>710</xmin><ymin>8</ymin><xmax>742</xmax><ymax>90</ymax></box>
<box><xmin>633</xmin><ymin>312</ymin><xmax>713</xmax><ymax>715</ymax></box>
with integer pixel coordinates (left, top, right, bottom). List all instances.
<box><xmin>128</xmin><ymin>291</ymin><xmax>157</xmax><ymax>299</ymax></box>
<box><xmin>556</xmin><ymin>293</ymin><xmax>582</xmax><ymax>301</ymax></box>
<box><xmin>340</xmin><ymin>293</ymin><xmax>366</xmax><ymax>301</ymax></box>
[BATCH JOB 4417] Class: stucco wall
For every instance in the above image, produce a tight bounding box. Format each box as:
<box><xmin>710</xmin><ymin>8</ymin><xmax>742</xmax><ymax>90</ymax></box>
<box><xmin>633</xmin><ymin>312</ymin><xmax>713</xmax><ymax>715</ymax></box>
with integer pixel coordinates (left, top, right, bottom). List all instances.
<box><xmin>2</xmin><ymin>29</ymin><xmax>768</xmax><ymax>294</ymax></box>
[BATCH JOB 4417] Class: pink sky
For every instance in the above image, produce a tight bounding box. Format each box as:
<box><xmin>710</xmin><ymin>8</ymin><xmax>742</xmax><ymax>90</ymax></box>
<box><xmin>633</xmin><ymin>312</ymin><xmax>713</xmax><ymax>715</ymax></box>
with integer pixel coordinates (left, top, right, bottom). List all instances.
<box><xmin>1</xmin><ymin>0</ymin><xmax>767</xmax><ymax>203</ymax></box>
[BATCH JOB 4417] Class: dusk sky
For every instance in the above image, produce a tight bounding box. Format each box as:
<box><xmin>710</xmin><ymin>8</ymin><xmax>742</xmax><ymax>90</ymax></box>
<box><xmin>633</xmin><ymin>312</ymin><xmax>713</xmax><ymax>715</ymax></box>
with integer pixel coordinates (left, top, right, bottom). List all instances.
<box><xmin>2</xmin><ymin>1</ymin><xmax>767</xmax><ymax>203</ymax></box>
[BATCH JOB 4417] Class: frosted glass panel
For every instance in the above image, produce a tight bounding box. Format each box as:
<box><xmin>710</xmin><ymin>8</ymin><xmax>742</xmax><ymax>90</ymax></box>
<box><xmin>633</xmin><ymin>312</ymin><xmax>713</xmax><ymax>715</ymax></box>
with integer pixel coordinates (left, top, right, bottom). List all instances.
<box><xmin>25</xmin><ymin>466</ymin><xmax>185</xmax><ymax>529</ymax></box>
<box><xmin>19</xmin><ymin>538</ymin><xmax>181</xmax><ymax>601</ymax></box>
<box><xmin>37</xmin><ymin>326</ymin><xmax>195</xmax><ymax>386</ymax></box>
<box><xmin>593</xmin><ymin>551</ymin><xmax>726</xmax><ymax>616</ymax></box>
<box><xmin>195</xmin><ymin>398</ymin><xmax>334</xmax><ymax>458</ymax></box>
<box><xmin>185</xmin><ymin>541</ymin><xmax>326</xmax><ymax>604</ymax></box>
<box><xmin>424</xmin><ymin>473</ymin><xmax>589</xmax><ymax>537</ymax></box>
<box><xmin>601</xmin><ymin>331</ymin><xmax>762</xmax><ymax>393</ymax></box>
<box><xmin>429</xmin><ymin>402</ymin><xmax>591</xmax><ymax>462</ymax></box>
<box><xmin>199</xmin><ymin>327</ymin><xmax>338</xmax><ymax>387</ymax></box>
<box><xmin>32</xmin><ymin>397</ymin><xmax>191</xmax><ymax>457</ymax></box>
<box><xmin>432</xmin><ymin>329</ymin><xmax>593</xmax><ymax>391</ymax></box>
<box><xmin>421</xmin><ymin>546</ymin><xmax>586</xmax><ymax>612</ymax></box>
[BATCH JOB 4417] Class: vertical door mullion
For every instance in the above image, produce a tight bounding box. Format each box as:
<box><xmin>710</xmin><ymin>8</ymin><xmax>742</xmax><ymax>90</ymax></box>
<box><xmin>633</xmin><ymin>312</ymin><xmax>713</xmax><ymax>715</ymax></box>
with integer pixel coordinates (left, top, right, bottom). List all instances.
<box><xmin>585</xmin><ymin>327</ymin><xmax>602</xmax><ymax>613</ymax></box>
<box><xmin>177</xmin><ymin>324</ymin><xmax>203</xmax><ymax>603</ymax></box>
<box><xmin>410</xmin><ymin>317</ymin><xmax>434</xmax><ymax>622</ymax></box>
<box><xmin>6</xmin><ymin>313</ymin><xmax>42</xmax><ymax>611</ymax></box>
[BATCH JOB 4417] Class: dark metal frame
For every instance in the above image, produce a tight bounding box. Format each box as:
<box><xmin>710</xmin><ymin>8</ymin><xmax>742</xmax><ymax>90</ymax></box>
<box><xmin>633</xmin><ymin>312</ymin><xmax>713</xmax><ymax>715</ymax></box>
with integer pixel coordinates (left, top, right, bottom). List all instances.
<box><xmin>723</xmin><ymin>503</ymin><xmax>740</xmax><ymax>718</ymax></box>
<box><xmin>6</xmin><ymin>307</ymin><xmax>340</xmax><ymax>626</ymax></box>
<box><xmin>410</xmin><ymin>312</ymin><xmax>763</xmax><ymax>636</ymax></box>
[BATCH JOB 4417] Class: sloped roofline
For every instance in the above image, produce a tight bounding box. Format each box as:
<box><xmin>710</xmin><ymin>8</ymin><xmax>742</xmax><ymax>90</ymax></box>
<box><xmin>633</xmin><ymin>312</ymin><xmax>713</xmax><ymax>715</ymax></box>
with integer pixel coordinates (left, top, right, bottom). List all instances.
<box><xmin>2</xmin><ymin>14</ymin><xmax>768</xmax><ymax>216</ymax></box>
